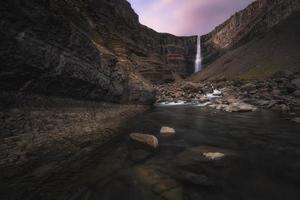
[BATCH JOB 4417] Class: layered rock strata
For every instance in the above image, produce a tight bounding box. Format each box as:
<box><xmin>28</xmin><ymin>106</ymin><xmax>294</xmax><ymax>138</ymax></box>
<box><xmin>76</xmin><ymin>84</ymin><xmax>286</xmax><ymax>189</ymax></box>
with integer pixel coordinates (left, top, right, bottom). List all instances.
<box><xmin>0</xmin><ymin>0</ymin><xmax>196</xmax><ymax>106</ymax></box>
<box><xmin>201</xmin><ymin>0</ymin><xmax>300</xmax><ymax>67</ymax></box>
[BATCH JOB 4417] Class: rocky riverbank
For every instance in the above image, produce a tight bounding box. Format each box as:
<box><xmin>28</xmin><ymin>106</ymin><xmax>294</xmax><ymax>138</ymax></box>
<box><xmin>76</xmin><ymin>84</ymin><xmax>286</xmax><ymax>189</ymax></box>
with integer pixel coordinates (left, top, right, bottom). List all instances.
<box><xmin>155</xmin><ymin>70</ymin><xmax>300</xmax><ymax>112</ymax></box>
<box><xmin>0</xmin><ymin>92</ymin><xmax>148</xmax><ymax>200</ymax></box>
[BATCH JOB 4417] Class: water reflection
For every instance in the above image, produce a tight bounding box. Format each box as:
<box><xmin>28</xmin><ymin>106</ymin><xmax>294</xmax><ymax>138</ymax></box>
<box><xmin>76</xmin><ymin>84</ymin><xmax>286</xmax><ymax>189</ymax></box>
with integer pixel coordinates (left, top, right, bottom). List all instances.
<box><xmin>71</xmin><ymin>106</ymin><xmax>300</xmax><ymax>200</ymax></box>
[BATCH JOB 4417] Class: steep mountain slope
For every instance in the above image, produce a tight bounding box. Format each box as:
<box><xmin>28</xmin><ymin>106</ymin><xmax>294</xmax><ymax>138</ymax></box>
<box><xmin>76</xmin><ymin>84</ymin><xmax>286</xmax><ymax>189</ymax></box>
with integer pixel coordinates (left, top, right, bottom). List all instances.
<box><xmin>192</xmin><ymin>0</ymin><xmax>300</xmax><ymax>81</ymax></box>
<box><xmin>0</xmin><ymin>0</ymin><xmax>196</xmax><ymax>104</ymax></box>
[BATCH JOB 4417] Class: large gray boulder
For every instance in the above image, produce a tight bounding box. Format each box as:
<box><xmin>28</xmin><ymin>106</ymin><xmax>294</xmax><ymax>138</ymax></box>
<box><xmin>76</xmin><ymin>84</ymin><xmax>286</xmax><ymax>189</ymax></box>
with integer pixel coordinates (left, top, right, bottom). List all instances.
<box><xmin>130</xmin><ymin>133</ymin><xmax>159</xmax><ymax>149</ymax></box>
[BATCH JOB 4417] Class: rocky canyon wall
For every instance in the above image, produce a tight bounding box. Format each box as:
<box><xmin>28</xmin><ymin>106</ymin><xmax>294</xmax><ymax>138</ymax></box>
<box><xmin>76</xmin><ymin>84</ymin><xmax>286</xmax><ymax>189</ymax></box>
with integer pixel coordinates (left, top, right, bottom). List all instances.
<box><xmin>201</xmin><ymin>0</ymin><xmax>300</xmax><ymax>67</ymax></box>
<box><xmin>84</xmin><ymin>0</ymin><xmax>197</xmax><ymax>82</ymax></box>
<box><xmin>0</xmin><ymin>0</ymin><xmax>197</xmax><ymax>105</ymax></box>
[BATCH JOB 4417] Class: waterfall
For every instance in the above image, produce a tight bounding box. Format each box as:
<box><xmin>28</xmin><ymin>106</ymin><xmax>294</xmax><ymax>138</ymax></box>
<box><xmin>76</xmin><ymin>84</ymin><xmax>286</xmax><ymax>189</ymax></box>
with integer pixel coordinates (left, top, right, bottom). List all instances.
<box><xmin>195</xmin><ymin>35</ymin><xmax>202</xmax><ymax>72</ymax></box>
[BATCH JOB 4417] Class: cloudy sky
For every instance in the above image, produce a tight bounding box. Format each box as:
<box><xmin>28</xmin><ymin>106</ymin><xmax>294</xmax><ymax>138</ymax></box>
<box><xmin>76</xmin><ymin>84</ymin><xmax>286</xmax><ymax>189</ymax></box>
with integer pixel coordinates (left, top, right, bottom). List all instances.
<box><xmin>127</xmin><ymin>0</ymin><xmax>255</xmax><ymax>36</ymax></box>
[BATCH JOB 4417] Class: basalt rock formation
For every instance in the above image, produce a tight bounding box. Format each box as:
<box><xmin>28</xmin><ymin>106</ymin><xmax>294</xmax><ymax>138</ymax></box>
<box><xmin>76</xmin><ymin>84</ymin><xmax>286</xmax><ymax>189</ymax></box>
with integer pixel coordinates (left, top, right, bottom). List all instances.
<box><xmin>195</xmin><ymin>0</ymin><xmax>300</xmax><ymax>81</ymax></box>
<box><xmin>0</xmin><ymin>0</ymin><xmax>196</xmax><ymax>104</ymax></box>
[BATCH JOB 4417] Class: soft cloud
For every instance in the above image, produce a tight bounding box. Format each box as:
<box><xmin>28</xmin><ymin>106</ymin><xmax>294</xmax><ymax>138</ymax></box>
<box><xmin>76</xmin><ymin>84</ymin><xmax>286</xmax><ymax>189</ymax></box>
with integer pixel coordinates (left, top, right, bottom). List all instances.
<box><xmin>128</xmin><ymin>0</ymin><xmax>255</xmax><ymax>36</ymax></box>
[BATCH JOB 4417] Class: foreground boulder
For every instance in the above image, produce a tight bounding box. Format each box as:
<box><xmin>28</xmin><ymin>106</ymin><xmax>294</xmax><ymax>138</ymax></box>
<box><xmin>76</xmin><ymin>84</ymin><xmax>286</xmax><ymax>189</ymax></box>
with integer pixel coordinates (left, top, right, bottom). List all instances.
<box><xmin>160</xmin><ymin>126</ymin><xmax>176</xmax><ymax>137</ymax></box>
<box><xmin>129</xmin><ymin>133</ymin><xmax>159</xmax><ymax>149</ymax></box>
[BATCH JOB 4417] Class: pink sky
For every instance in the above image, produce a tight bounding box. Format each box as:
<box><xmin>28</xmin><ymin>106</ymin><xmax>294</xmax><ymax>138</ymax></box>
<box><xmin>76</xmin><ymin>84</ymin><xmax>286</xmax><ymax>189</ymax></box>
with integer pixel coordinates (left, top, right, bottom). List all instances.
<box><xmin>127</xmin><ymin>0</ymin><xmax>255</xmax><ymax>36</ymax></box>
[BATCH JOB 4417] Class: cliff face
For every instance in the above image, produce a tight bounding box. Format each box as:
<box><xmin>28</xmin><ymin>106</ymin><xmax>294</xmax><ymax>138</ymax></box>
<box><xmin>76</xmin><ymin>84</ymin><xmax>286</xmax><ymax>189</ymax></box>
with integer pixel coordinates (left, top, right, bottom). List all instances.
<box><xmin>192</xmin><ymin>0</ymin><xmax>300</xmax><ymax>81</ymax></box>
<box><xmin>201</xmin><ymin>0</ymin><xmax>300</xmax><ymax>67</ymax></box>
<box><xmin>0</xmin><ymin>0</ymin><xmax>196</xmax><ymax>104</ymax></box>
<box><xmin>130</xmin><ymin>31</ymin><xmax>197</xmax><ymax>83</ymax></box>
<box><xmin>86</xmin><ymin>0</ymin><xmax>197</xmax><ymax>82</ymax></box>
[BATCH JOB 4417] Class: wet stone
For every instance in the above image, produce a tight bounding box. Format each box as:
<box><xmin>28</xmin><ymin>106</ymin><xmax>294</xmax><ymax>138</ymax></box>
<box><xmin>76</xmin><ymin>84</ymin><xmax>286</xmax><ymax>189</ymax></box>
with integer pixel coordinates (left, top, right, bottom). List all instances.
<box><xmin>160</xmin><ymin>126</ymin><xmax>176</xmax><ymax>137</ymax></box>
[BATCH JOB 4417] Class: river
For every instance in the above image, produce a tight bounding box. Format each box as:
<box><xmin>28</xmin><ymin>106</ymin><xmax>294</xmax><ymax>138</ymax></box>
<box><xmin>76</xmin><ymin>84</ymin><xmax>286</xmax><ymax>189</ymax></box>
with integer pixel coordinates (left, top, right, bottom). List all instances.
<box><xmin>69</xmin><ymin>106</ymin><xmax>300</xmax><ymax>200</ymax></box>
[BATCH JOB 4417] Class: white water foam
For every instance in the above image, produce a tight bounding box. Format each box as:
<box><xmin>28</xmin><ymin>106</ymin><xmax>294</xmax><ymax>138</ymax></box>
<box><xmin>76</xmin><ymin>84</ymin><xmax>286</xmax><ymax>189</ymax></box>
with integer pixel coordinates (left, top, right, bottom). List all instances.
<box><xmin>195</xmin><ymin>102</ymin><xmax>212</xmax><ymax>107</ymax></box>
<box><xmin>206</xmin><ymin>89</ymin><xmax>222</xmax><ymax>100</ymax></box>
<box><xmin>156</xmin><ymin>100</ymin><xmax>186</xmax><ymax>106</ymax></box>
<box><xmin>156</xmin><ymin>89</ymin><xmax>222</xmax><ymax>107</ymax></box>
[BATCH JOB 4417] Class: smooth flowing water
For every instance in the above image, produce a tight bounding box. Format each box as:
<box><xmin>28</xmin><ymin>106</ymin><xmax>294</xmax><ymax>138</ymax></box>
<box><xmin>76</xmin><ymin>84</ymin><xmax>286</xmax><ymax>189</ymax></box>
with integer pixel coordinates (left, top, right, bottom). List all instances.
<box><xmin>195</xmin><ymin>35</ymin><xmax>202</xmax><ymax>72</ymax></box>
<box><xmin>69</xmin><ymin>106</ymin><xmax>300</xmax><ymax>200</ymax></box>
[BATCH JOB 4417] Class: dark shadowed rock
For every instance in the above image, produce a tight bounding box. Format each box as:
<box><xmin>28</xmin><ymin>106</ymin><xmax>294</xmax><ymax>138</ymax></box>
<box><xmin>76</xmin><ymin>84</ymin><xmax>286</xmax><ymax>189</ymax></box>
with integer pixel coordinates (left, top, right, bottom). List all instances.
<box><xmin>292</xmin><ymin>78</ymin><xmax>300</xmax><ymax>89</ymax></box>
<box><xmin>293</xmin><ymin>90</ymin><xmax>300</xmax><ymax>97</ymax></box>
<box><xmin>130</xmin><ymin>149</ymin><xmax>152</xmax><ymax>163</ymax></box>
<box><xmin>174</xmin><ymin>170</ymin><xmax>211</xmax><ymax>186</ymax></box>
<box><xmin>131</xmin><ymin>166</ymin><xmax>182</xmax><ymax>200</ymax></box>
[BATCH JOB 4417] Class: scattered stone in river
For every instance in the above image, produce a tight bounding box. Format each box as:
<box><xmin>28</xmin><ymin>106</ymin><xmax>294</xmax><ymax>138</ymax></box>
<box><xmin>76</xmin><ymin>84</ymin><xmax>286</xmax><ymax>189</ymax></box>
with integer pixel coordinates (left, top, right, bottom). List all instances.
<box><xmin>173</xmin><ymin>146</ymin><xmax>239</xmax><ymax>187</ymax></box>
<box><xmin>129</xmin><ymin>133</ymin><xmax>159</xmax><ymax>149</ymax></box>
<box><xmin>160</xmin><ymin>126</ymin><xmax>176</xmax><ymax>137</ymax></box>
<box><xmin>203</xmin><ymin>152</ymin><xmax>225</xmax><ymax>160</ymax></box>
<box><xmin>176</xmin><ymin>146</ymin><xmax>236</xmax><ymax>166</ymax></box>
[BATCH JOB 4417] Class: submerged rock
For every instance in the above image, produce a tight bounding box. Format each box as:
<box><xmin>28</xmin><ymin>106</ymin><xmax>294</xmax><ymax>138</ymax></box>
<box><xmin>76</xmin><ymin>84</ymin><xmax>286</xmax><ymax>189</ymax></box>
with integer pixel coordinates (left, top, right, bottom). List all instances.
<box><xmin>129</xmin><ymin>133</ymin><xmax>159</xmax><ymax>149</ymax></box>
<box><xmin>131</xmin><ymin>166</ymin><xmax>182</xmax><ymax>200</ymax></box>
<box><xmin>167</xmin><ymin>169</ymin><xmax>211</xmax><ymax>186</ymax></box>
<box><xmin>130</xmin><ymin>149</ymin><xmax>152</xmax><ymax>163</ymax></box>
<box><xmin>160</xmin><ymin>127</ymin><xmax>176</xmax><ymax>137</ymax></box>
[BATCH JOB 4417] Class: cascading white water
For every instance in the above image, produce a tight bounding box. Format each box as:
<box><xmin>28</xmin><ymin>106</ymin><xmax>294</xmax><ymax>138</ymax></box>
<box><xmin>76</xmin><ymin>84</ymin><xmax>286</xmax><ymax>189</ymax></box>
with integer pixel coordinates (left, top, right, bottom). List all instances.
<box><xmin>195</xmin><ymin>35</ymin><xmax>202</xmax><ymax>72</ymax></box>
